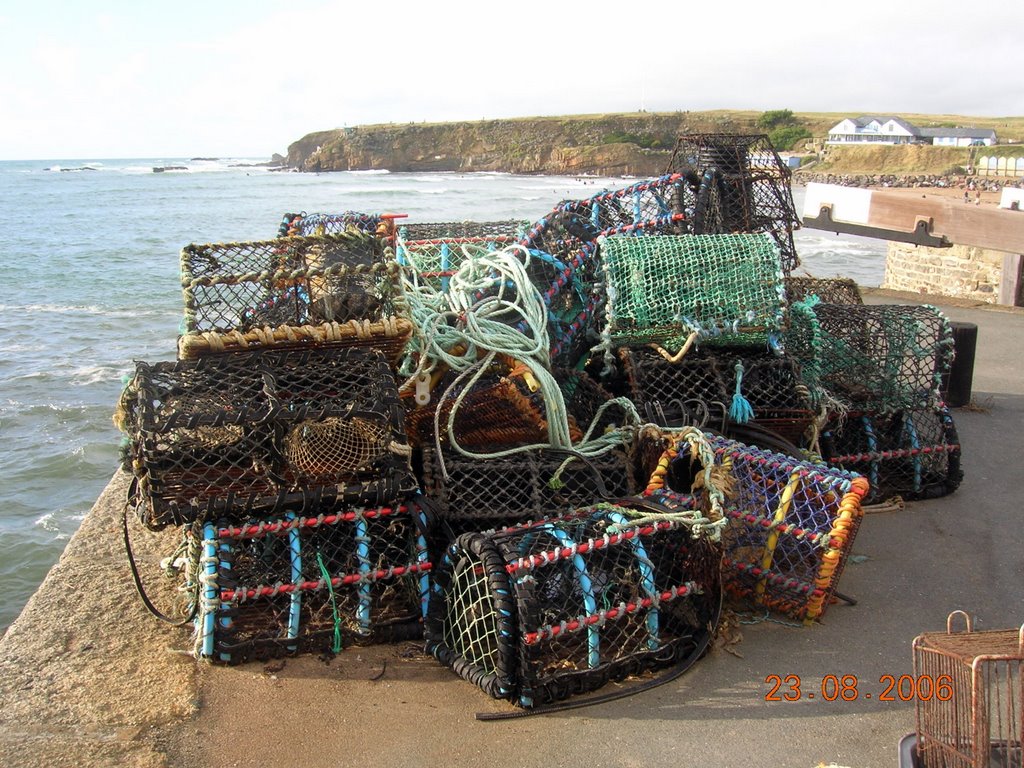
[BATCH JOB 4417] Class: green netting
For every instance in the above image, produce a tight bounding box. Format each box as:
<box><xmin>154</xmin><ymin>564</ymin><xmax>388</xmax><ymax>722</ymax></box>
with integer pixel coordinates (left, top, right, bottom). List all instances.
<box><xmin>600</xmin><ymin>233</ymin><xmax>786</xmax><ymax>353</ymax></box>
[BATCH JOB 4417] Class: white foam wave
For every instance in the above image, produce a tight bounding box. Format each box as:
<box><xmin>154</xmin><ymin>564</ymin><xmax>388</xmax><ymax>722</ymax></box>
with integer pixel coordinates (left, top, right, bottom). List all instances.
<box><xmin>0</xmin><ymin>303</ymin><xmax>175</xmax><ymax>319</ymax></box>
<box><xmin>346</xmin><ymin>169</ymin><xmax>391</xmax><ymax>176</ymax></box>
<box><xmin>70</xmin><ymin>365</ymin><xmax>122</xmax><ymax>386</ymax></box>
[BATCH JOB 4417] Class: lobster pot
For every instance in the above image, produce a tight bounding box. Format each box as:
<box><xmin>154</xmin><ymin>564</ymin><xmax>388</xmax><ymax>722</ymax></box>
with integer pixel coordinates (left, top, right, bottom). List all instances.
<box><xmin>396</xmin><ymin>236</ymin><xmax>519</xmax><ymax>293</ymax></box>
<box><xmin>401</xmin><ymin>221</ymin><xmax>528</xmax><ymax>242</ymax></box>
<box><xmin>522</xmin><ymin>175</ymin><xmax>691</xmax><ymax>259</ymax></box>
<box><xmin>601</xmin><ymin>234</ymin><xmax>786</xmax><ymax>354</ymax></box>
<box><xmin>425</xmin><ymin>507</ymin><xmax>722</xmax><ymax>707</ymax></box>
<box><xmin>642</xmin><ymin>432</ymin><xmax>869</xmax><ymax>622</ymax></box>
<box><xmin>788</xmin><ymin>300</ymin><xmax>954</xmax><ymax>413</ymax></box>
<box><xmin>117</xmin><ymin>347</ymin><xmax>418</xmax><ymax>530</ymax></box>
<box><xmin>405</xmin><ymin>368</ymin><xmax>553</xmax><ymax>450</ymax></box>
<box><xmin>178</xmin><ymin>231</ymin><xmax>412</xmax><ymax>360</ymax></box>
<box><xmin>279</xmin><ymin>211</ymin><xmax>382</xmax><ymax>238</ymax></box>
<box><xmin>621</xmin><ymin>347</ymin><xmax>814</xmax><ymax>445</ymax></box>
<box><xmin>784</xmin><ymin>276</ymin><xmax>862</xmax><ymax>307</ymax></box>
<box><xmin>405</xmin><ymin>363</ymin><xmax>620</xmax><ymax>451</ymax></box>
<box><xmin>821</xmin><ymin>406</ymin><xmax>963</xmax><ymax>503</ymax></box>
<box><xmin>194</xmin><ymin>500</ymin><xmax>432</xmax><ymax>663</ymax></box>
<box><xmin>912</xmin><ymin>613</ymin><xmax>1023</xmax><ymax>768</ymax></box>
<box><xmin>666</xmin><ymin>134</ymin><xmax>799</xmax><ymax>274</ymax></box>
<box><xmin>420</xmin><ymin>448</ymin><xmax>635</xmax><ymax>534</ymax></box>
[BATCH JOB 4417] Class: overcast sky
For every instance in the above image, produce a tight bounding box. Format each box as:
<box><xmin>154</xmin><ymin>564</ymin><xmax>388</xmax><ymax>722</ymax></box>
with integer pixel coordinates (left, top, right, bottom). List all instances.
<box><xmin>1</xmin><ymin>0</ymin><xmax>1020</xmax><ymax>160</ymax></box>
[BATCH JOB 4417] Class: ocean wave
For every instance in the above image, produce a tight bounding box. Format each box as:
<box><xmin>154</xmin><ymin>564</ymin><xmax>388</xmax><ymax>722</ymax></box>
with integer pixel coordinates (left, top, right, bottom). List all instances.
<box><xmin>346</xmin><ymin>169</ymin><xmax>391</xmax><ymax>176</ymax></box>
<box><xmin>0</xmin><ymin>303</ymin><xmax>175</xmax><ymax>319</ymax></box>
<box><xmin>69</xmin><ymin>365</ymin><xmax>124</xmax><ymax>386</ymax></box>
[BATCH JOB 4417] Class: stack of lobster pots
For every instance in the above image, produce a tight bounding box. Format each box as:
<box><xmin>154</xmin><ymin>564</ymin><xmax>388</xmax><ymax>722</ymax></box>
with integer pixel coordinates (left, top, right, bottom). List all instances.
<box><xmin>115</xmin><ymin>135</ymin><xmax>962</xmax><ymax>711</ymax></box>
<box><xmin>117</xmin><ymin>215</ymin><xmax>432</xmax><ymax>662</ymax></box>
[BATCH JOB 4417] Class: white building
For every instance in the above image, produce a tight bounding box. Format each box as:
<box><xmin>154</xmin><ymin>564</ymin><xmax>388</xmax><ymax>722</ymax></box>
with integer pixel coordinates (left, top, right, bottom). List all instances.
<box><xmin>826</xmin><ymin>116</ymin><xmax>997</xmax><ymax>146</ymax></box>
<box><xmin>827</xmin><ymin>116</ymin><xmax>918</xmax><ymax>144</ymax></box>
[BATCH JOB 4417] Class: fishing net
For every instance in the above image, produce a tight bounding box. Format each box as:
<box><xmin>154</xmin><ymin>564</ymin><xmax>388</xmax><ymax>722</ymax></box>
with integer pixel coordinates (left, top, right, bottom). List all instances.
<box><xmin>396</xmin><ymin>237</ymin><xmax>516</xmax><ymax>293</ymax></box>
<box><xmin>820</xmin><ymin>406</ymin><xmax>962</xmax><ymax>502</ymax></box>
<box><xmin>405</xmin><ymin>358</ymin><xmax>619</xmax><ymax>451</ymax></box>
<box><xmin>601</xmin><ymin>233</ymin><xmax>787</xmax><ymax>353</ymax></box>
<box><xmin>405</xmin><ymin>364</ymin><xmax>558</xmax><ymax>450</ymax></box>
<box><xmin>524</xmin><ymin>175</ymin><xmax>692</xmax><ymax>256</ymax></box>
<box><xmin>785</xmin><ymin>276</ymin><xmax>862</xmax><ymax>306</ymax></box>
<box><xmin>190</xmin><ymin>499</ymin><xmax>431</xmax><ymax>663</ymax></box>
<box><xmin>666</xmin><ymin>134</ymin><xmax>799</xmax><ymax>274</ymax></box>
<box><xmin>420</xmin><ymin>448</ymin><xmax>635</xmax><ymax>530</ymax></box>
<box><xmin>178</xmin><ymin>231</ymin><xmax>412</xmax><ymax>360</ymax></box>
<box><xmin>401</xmin><ymin>221</ymin><xmax>529</xmax><ymax>241</ymax></box>
<box><xmin>638</xmin><ymin>430</ymin><xmax>868</xmax><ymax>622</ymax></box>
<box><xmin>787</xmin><ymin>300</ymin><xmax>954</xmax><ymax>413</ymax></box>
<box><xmin>278</xmin><ymin>211</ymin><xmax>382</xmax><ymax>238</ymax></box>
<box><xmin>116</xmin><ymin>347</ymin><xmax>418</xmax><ymax>530</ymax></box>
<box><xmin>621</xmin><ymin>347</ymin><xmax>814</xmax><ymax>445</ymax></box>
<box><xmin>424</xmin><ymin>506</ymin><xmax>722</xmax><ymax>707</ymax></box>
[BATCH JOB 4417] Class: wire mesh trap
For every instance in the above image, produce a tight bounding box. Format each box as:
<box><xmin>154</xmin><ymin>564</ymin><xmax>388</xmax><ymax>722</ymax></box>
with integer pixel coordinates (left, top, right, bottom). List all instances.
<box><xmin>820</xmin><ymin>406</ymin><xmax>962</xmax><ymax>502</ymax></box>
<box><xmin>620</xmin><ymin>346</ymin><xmax>814</xmax><ymax>446</ymax></box>
<box><xmin>666</xmin><ymin>134</ymin><xmax>799</xmax><ymax>274</ymax></box>
<box><xmin>785</xmin><ymin>276</ymin><xmax>863</xmax><ymax>307</ymax></box>
<box><xmin>278</xmin><ymin>211</ymin><xmax>383</xmax><ymax>238</ymax></box>
<box><xmin>600</xmin><ymin>233</ymin><xmax>787</xmax><ymax>354</ymax></box>
<box><xmin>912</xmin><ymin>611</ymin><xmax>1023</xmax><ymax>768</ymax></box>
<box><xmin>396</xmin><ymin>235</ymin><xmax>521</xmax><ymax>293</ymax></box>
<box><xmin>420</xmin><ymin>448</ymin><xmax>635</xmax><ymax>530</ymax></box>
<box><xmin>788</xmin><ymin>300</ymin><xmax>954</xmax><ymax>413</ymax></box>
<box><xmin>639</xmin><ymin>431</ymin><xmax>869</xmax><ymax>622</ymax></box>
<box><xmin>401</xmin><ymin>221</ymin><xmax>529</xmax><ymax>242</ymax></box>
<box><xmin>189</xmin><ymin>499</ymin><xmax>431</xmax><ymax>663</ymax></box>
<box><xmin>116</xmin><ymin>347</ymin><xmax>418</xmax><ymax>530</ymax></box>
<box><xmin>178</xmin><ymin>231</ymin><xmax>412</xmax><ymax>360</ymax></box>
<box><xmin>424</xmin><ymin>506</ymin><xmax>722</xmax><ymax>707</ymax></box>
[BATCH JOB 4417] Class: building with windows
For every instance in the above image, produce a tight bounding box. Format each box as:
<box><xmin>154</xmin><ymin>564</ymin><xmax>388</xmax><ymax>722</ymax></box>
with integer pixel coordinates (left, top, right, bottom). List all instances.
<box><xmin>827</xmin><ymin>116</ymin><xmax>996</xmax><ymax>146</ymax></box>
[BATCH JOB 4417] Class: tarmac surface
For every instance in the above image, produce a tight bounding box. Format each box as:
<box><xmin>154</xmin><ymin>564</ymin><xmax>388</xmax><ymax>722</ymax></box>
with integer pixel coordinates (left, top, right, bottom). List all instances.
<box><xmin>1</xmin><ymin>288</ymin><xmax>1021</xmax><ymax>768</ymax></box>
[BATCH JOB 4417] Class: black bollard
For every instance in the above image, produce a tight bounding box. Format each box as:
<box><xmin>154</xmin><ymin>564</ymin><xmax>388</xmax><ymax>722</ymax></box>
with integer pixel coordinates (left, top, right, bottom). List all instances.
<box><xmin>941</xmin><ymin>321</ymin><xmax>978</xmax><ymax>408</ymax></box>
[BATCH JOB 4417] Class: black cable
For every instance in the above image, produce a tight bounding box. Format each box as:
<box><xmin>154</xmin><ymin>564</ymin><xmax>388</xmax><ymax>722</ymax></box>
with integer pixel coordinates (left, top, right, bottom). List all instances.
<box><xmin>122</xmin><ymin>480</ymin><xmax>198</xmax><ymax>627</ymax></box>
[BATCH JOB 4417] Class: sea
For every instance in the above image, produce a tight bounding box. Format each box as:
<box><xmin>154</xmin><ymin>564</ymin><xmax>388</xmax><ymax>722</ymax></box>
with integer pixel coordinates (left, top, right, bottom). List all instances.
<box><xmin>0</xmin><ymin>158</ymin><xmax>888</xmax><ymax>633</ymax></box>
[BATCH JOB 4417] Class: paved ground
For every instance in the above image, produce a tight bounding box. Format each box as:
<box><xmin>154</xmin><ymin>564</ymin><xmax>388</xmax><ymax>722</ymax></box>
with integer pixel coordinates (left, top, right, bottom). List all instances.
<box><xmin>2</xmin><ymin>289</ymin><xmax>1021</xmax><ymax>768</ymax></box>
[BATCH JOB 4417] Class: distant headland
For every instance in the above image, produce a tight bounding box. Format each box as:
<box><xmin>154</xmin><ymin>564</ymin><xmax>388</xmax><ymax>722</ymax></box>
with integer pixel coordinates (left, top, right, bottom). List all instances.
<box><xmin>282</xmin><ymin>110</ymin><xmax>1024</xmax><ymax>178</ymax></box>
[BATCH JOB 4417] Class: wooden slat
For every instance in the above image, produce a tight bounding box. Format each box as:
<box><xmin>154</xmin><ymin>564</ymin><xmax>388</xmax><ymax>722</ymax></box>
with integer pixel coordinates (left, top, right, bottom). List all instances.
<box><xmin>864</xmin><ymin>190</ymin><xmax>1024</xmax><ymax>252</ymax></box>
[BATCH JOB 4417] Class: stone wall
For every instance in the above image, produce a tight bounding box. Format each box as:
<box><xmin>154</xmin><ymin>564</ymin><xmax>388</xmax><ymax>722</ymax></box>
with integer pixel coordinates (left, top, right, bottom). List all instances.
<box><xmin>882</xmin><ymin>242</ymin><xmax>1007</xmax><ymax>303</ymax></box>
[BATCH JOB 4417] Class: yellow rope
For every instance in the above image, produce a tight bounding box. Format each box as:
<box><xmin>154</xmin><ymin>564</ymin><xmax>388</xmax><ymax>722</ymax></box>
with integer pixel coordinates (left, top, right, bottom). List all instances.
<box><xmin>755</xmin><ymin>471</ymin><xmax>801</xmax><ymax>601</ymax></box>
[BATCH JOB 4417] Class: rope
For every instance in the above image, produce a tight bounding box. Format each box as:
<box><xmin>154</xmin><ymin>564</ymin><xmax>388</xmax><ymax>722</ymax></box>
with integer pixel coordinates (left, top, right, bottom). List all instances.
<box><xmin>316</xmin><ymin>551</ymin><xmax>343</xmax><ymax>653</ymax></box>
<box><xmin>400</xmin><ymin>243</ymin><xmax>641</xmax><ymax>476</ymax></box>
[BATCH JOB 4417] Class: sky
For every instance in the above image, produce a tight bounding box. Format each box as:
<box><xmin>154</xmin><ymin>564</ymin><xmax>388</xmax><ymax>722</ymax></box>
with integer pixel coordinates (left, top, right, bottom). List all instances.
<box><xmin>1</xmin><ymin>0</ymin><xmax>1021</xmax><ymax>161</ymax></box>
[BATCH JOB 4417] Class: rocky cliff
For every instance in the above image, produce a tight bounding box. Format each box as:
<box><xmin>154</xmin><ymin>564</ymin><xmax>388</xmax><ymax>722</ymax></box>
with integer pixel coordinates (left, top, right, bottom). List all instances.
<box><xmin>285</xmin><ymin>113</ymin><xmax>766</xmax><ymax>176</ymax></box>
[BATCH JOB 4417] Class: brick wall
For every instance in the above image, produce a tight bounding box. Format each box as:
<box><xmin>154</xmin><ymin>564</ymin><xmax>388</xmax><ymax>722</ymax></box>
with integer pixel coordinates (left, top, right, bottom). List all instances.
<box><xmin>882</xmin><ymin>242</ymin><xmax>1005</xmax><ymax>303</ymax></box>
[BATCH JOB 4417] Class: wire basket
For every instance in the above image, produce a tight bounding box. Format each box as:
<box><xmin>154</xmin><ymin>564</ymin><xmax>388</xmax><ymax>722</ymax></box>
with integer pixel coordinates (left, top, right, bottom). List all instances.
<box><xmin>785</xmin><ymin>276</ymin><xmax>863</xmax><ymax>307</ymax></box>
<box><xmin>788</xmin><ymin>300</ymin><xmax>954</xmax><ymax>413</ymax></box>
<box><xmin>278</xmin><ymin>211</ymin><xmax>383</xmax><ymax>238</ymax></box>
<box><xmin>639</xmin><ymin>431</ymin><xmax>869</xmax><ymax>622</ymax></box>
<box><xmin>913</xmin><ymin>611</ymin><xmax>1023</xmax><ymax>768</ymax></box>
<box><xmin>178</xmin><ymin>231</ymin><xmax>411</xmax><ymax>360</ymax></box>
<box><xmin>821</xmin><ymin>406</ymin><xmax>963</xmax><ymax>502</ymax></box>
<box><xmin>420</xmin><ymin>447</ymin><xmax>635</xmax><ymax>529</ymax></box>
<box><xmin>425</xmin><ymin>506</ymin><xmax>722</xmax><ymax>707</ymax></box>
<box><xmin>116</xmin><ymin>347</ymin><xmax>418</xmax><ymax>530</ymax></box>
<box><xmin>621</xmin><ymin>346</ymin><xmax>814</xmax><ymax>446</ymax></box>
<box><xmin>666</xmin><ymin>134</ymin><xmax>799</xmax><ymax>274</ymax></box>
<box><xmin>191</xmin><ymin>498</ymin><xmax>431</xmax><ymax>663</ymax></box>
<box><xmin>601</xmin><ymin>233</ymin><xmax>786</xmax><ymax>354</ymax></box>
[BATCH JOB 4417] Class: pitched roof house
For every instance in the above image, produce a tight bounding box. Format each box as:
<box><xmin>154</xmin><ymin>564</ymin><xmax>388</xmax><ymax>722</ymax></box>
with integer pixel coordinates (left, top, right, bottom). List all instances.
<box><xmin>827</xmin><ymin>116</ymin><xmax>996</xmax><ymax>146</ymax></box>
